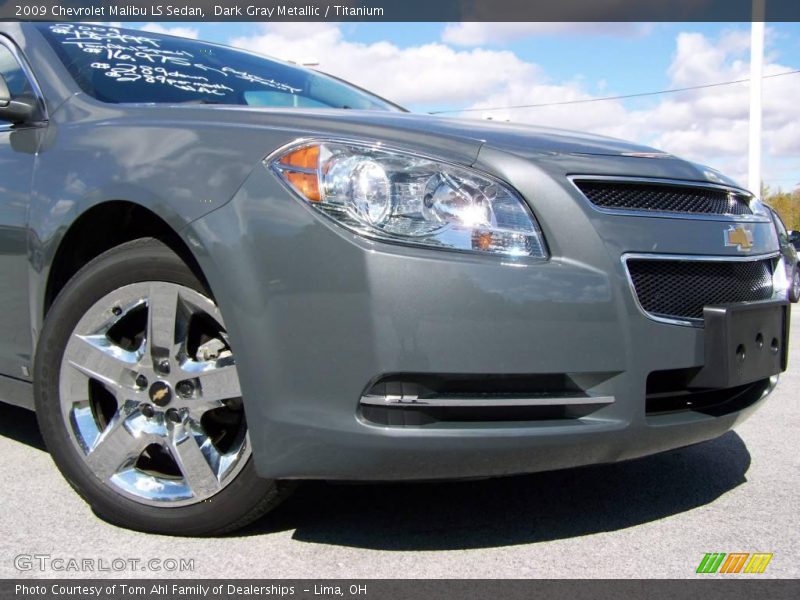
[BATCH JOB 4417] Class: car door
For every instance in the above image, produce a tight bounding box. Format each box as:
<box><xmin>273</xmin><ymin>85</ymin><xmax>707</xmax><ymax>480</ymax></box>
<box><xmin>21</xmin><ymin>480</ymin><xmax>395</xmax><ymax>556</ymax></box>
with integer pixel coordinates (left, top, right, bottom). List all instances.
<box><xmin>0</xmin><ymin>37</ymin><xmax>41</xmax><ymax>380</ymax></box>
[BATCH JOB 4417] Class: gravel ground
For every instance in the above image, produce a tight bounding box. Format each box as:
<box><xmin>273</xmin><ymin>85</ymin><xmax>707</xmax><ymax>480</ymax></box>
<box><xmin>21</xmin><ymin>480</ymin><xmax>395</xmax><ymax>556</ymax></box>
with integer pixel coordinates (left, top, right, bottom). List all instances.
<box><xmin>1</xmin><ymin>305</ymin><xmax>797</xmax><ymax>579</ymax></box>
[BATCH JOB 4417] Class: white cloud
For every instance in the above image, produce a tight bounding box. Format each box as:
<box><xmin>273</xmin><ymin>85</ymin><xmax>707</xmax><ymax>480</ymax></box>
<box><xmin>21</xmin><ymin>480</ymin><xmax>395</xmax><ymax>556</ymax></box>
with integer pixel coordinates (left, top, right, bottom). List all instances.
<box><xmin>441</xmin><ymin>22</ymin><xmax>650</xmax><ymax>46</ymax></box>
<box><xmin>230</xmin><ymin>23</ymin><xmax>540</xmax><ymax>106</ymax></box>
<box><xmin>450</xmin><ymin>30</ymin><xmax>800</xmax><ymax>188</ymax></box>
<box><xmin>770</xmin><ymin>120</ymin><xmax>800</xmax><ymax>156</ymax></box>
<box><xmin>227</xmin><ymin>24</ymin><xmax>798</xmax><ymax>190</ymax></box>
<box><xmin>139</xmin><ymin>23</ymin><xmax>199</xmax><ymax>39</ymax></box>
<box><xmin>666</xmin><ymin>31</ymin><xmax>749</xmax><ymax>87</ymax></box>
<box><xmin>641</xmin><ymin>31</ymin><xmax>798</xmax><ymax>185</ymax></box>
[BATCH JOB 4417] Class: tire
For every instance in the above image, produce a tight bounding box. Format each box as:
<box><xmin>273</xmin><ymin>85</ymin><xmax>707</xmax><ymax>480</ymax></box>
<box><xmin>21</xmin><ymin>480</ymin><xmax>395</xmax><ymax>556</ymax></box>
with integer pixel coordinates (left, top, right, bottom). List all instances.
<box><xmin>790</xmin><ymin>267</ymin><xmax>800</xmax><ymax>304</ymax></box>
<box><xmin>34</xmin><ymin>238</ymin><xmax>293</xmax><ymax>535</ymax></box>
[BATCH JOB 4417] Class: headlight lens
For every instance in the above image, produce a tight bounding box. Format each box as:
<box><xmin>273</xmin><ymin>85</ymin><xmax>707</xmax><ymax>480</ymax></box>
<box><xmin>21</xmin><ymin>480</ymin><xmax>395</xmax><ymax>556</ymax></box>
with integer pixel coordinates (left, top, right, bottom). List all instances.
<box><xmin>269</xmin><ymin>141</ymin><xmax>547</xmax><ymax>258</ymax></box>
<box><xmin>773</xmin><ymin>256</ymin><xmax>790</xmax><ymax>299</ymax></box>
<box><xmin>749</xmin><ymin>197</ymin><xmax>770</xmax><ymax>217</ymax></box>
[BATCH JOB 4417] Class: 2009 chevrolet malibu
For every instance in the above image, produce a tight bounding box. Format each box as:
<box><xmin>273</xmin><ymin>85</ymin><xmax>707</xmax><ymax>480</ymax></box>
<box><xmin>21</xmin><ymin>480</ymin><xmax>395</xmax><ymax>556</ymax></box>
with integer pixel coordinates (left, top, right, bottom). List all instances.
<box><xmin>0</xmin><ymin>22</ymin><xmax>790</xmax><ymax>535</ymax></box>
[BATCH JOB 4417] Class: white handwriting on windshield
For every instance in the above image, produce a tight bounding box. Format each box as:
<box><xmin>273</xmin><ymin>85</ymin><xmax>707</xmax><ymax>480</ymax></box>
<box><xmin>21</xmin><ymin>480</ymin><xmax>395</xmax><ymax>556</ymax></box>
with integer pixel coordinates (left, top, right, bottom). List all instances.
<box><xmin>90</xmin><ymin>63</ymin><xmax>235</xmax><ymax>96</ymax></box>
<box><xmin>220</xmin><ymin>67</ymin><xmax>301</xmax><ymax>94</ymax></box>
<box><xmin>50</xmin><ymin>24</ymin><xmax>302</xmax><ymax>96</ymax></box>
<box><xmin>50</xmin><ymin>24</ymin><xmax>161</xmax><ymax>47</ymax></box>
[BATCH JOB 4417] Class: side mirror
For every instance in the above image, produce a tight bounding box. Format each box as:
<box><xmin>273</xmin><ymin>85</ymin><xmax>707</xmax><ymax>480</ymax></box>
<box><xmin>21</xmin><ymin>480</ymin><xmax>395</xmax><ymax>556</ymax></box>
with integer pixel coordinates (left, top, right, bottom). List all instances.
<box><xmin>0</xmin><ymin>73</ymin><xmax>39</xmax><ymax>124</ymax></box>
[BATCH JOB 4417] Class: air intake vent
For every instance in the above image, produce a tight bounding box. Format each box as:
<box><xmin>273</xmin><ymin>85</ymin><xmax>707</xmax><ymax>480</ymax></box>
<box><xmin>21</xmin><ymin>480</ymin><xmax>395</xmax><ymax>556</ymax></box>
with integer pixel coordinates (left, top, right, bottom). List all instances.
<box><xmin>574</xmin><ymin>180</ymin><xmax>753</xmax><ymax>216</ymax></box>
<box><xmin>626</xmin><ymin>258</ymin><xmax>773</xmax><ymax>322</ymax></box>
<box><xmin>359</xmin><ymin>373</ymin><xmax>615</xmax><ymax>426</ymax></box>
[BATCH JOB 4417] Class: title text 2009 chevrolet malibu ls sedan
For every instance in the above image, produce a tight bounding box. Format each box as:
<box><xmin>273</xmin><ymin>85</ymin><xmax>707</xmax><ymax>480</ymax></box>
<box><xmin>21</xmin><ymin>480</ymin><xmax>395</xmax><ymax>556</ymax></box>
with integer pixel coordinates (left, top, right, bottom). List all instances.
<box><xmin>0</xmin><ymin>23</ymin><xmax>790</xmax><ymax>535</ymax></box>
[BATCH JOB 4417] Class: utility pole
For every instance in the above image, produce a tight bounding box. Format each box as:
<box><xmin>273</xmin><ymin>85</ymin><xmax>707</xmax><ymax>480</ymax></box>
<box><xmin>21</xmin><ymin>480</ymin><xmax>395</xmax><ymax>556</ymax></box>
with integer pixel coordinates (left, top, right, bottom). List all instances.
<box><xmin>748</xmin><ymin>0</ymin><xmax>765</xmax><ymax>197</ymax></box>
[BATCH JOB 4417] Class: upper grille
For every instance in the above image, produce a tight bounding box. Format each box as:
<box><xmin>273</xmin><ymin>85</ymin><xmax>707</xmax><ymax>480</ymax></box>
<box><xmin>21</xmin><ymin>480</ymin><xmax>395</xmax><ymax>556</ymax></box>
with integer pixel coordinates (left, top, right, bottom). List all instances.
<box><xmin>626</xmin><ymin>258</ymin><xmax>774</xmax><ymax>321</ymax></box>
<box><xmin>575</xmin><ymin>180</ymin><xmax>753</xmax><ymax>216</ymax></box>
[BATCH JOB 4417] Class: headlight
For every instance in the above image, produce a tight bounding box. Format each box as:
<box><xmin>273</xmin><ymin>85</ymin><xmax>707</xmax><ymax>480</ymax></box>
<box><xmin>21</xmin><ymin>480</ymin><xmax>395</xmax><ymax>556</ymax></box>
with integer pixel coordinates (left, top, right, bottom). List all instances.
<box><xmin>749</xmin><ymin>197</ymin><xmax>770</xmax><ymax>217</ymax></box>
<box><xmin>773</xmin><ymin>256</ymin><xmax>790</xmax><ymax>299</ymax></box>
<box><xmin>269</xmin><ymin>141</ymin><xmax>547</xmax><ymax>258</ymax></box>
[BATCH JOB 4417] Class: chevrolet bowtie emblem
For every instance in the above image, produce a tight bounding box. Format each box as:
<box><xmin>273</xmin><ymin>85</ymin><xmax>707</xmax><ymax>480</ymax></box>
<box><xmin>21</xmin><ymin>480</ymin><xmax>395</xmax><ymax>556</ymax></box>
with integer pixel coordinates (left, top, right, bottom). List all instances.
<box><xmin>148</xmin><ymin>381</ymin><xmax>172</xmax><ymax>407</ymax></box>
<box><xmin>724</xmin><ymin>225</ymin><xmax>754</xmax><ymax>252</ymax></box>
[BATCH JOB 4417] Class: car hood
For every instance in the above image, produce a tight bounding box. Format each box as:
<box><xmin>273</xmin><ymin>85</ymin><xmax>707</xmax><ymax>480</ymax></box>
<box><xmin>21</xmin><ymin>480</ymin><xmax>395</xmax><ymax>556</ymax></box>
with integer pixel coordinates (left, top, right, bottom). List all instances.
<box><xmin>159</xmin><ymin>105</ymin><xmax>664</xmax><ymax>159</ymax></box>
<box><xmin>369</xmin><ymin>111</ymin><xmax>664</xmax><ymax>158</ymax></box>
<box><xmin>86</xmin><ymin>100</ymin><xmax>741</xmax><ymax>188</ymax></box>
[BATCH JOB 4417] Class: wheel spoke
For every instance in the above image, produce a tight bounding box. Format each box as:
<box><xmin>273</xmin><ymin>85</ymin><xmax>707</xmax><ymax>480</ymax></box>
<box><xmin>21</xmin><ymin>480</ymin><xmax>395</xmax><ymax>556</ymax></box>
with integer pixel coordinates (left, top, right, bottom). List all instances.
<box><xmin>68</xmin><ymin>334</ymin><xmax>138</xmax><ymax>391</ymax></box>
<box><xmin>146</xmin><ymin>283</ymin><xmax>183</xmax><ymax>360</ymax></box>
<box><xmin>169</xmin><ymin>422</ymin><xmax>222</xmax><ymax>498</ymax></box>
<box><xmin>187</xmin><ymin>397</ymin><xmax>226</xmax><ymax>422</ymax></box>
<box><xmin>85</xmin><ymin>401</ymin><xmax>148</xmax><ymax>481</ymax></box>
<box><xmin>193</xmin><ymin>363</ymin><xmax>242</xmax><ymax>404</ymax></box>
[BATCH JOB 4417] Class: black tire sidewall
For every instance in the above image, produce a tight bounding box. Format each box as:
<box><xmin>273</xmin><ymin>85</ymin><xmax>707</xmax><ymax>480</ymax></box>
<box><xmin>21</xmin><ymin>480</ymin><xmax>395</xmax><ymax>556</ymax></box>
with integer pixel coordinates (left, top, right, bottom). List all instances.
<box><xmin>34</xmin><ymin>238</ymin><xmax>279</xmax><ymax>536</ymax></box>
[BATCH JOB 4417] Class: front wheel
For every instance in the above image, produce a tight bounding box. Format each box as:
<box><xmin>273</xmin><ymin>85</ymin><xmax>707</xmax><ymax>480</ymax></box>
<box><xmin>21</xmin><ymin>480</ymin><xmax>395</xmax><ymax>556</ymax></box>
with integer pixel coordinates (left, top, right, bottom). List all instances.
<box><xmin>35</xmin><ymin>238</ymin><xmax>292</xmax><ymax>535</ymax></box>
<box><xmin>789</xmin><ymin>267</ymin><xmax>800</xmax><ymax>303</ymax></box>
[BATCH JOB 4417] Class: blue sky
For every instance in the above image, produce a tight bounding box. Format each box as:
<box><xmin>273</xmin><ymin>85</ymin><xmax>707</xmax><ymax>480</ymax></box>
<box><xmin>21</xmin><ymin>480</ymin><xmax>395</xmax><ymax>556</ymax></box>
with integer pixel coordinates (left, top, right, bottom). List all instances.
<box><xmin>134</xmin><ymin>22</ymin><xmax>800</xmax><ymax>100</ymax></box>
<box><xmin>127</xmin><ymin>21</ymin><xmax>800</xmax><ymax>191</ymax></box>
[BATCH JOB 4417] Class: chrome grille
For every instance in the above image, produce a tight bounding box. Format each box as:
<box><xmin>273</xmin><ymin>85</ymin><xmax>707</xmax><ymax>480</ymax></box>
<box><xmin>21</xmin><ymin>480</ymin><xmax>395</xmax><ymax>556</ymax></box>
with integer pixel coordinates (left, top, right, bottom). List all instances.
<box><xmin>575</xmin><ymin>180</ymin><xmax>752</xmax><ymax>216</ymax></box>
<box><xmin>626</xmin><ymin>258</ymin><xmax>773</xmax><ymax>321</ymax></box>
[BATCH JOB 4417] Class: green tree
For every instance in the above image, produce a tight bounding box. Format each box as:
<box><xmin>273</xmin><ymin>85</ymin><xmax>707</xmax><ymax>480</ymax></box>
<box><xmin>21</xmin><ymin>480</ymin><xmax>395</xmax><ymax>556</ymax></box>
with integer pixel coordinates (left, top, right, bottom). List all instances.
<box><xmin>764</xmin><ymin>185</ymin><xmax>800</xmax><ymax>231</ymax></box>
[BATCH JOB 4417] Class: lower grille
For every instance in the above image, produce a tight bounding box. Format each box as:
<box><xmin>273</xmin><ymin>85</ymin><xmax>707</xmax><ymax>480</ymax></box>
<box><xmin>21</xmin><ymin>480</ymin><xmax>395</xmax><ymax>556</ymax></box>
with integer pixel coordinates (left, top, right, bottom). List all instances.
<box><xmin>574</xmin><ymin>180</ymin><xmax>753</xmax><ymax>216</ymax></box>
<box><xmin>359</xmin><ymin>373</ymin><xmax>613</xmax><ymax>426</ymax></box>
<box><xmin>646</xmin><ymin>368</ymin><xmax>771</xmax><ymax>416</ymax></box>
<box><xmin>626</xmin><ymin>257</ymin><xmax>774</xmax><ymax>322</ymax></box>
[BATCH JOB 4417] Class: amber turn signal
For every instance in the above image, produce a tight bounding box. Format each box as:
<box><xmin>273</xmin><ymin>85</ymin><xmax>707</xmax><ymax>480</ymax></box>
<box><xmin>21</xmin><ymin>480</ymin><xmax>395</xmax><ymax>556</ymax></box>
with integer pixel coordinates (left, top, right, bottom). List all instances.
<box><xmin>278</xmin><ymin>145</ymin><xmax>321</xmax><ymax>201</ymax></box>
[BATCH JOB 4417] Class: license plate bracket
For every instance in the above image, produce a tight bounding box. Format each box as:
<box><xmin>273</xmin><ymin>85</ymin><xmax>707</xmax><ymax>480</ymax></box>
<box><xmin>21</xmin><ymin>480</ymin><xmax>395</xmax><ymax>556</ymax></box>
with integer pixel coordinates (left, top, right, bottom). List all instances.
<box><xmin>689</xmin><ymin>300</ymin><xmax>790</xmax><ymax>389</ymax></box>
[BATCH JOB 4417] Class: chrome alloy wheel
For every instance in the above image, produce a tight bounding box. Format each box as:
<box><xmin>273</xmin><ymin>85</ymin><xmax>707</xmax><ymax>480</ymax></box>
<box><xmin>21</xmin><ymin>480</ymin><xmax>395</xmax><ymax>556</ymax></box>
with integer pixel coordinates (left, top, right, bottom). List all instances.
<box><xmin>59</xmin><ymin>281</ymin><xmax>249</xmax><ymax>506</ymax></box>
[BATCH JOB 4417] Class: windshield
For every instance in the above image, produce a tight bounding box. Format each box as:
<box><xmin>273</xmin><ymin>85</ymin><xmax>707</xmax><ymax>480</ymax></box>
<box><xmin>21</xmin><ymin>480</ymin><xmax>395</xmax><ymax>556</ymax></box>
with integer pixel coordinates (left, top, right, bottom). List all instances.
<box><xmin>37</xmin><ymin>23</ymin><xmax>401</xmax><ymax>111</ymax></box>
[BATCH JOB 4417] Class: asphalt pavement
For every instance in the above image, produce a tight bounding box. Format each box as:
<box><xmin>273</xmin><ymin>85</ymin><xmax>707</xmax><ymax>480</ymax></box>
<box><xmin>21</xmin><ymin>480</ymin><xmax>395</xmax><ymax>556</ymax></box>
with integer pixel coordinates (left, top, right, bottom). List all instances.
<box><xmin>1</xmin><ymin>306</ymin><xmax>798</xmax><ymax>579</ymax></box>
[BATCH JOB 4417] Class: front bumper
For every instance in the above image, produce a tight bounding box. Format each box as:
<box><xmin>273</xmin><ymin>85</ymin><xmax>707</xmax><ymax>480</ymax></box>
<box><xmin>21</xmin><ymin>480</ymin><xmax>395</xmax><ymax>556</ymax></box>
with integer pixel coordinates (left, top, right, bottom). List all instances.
<box><xmin>186</xmin><ymin>150</ymin><xmax>782</xmax><ymax>481</ymax></box>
